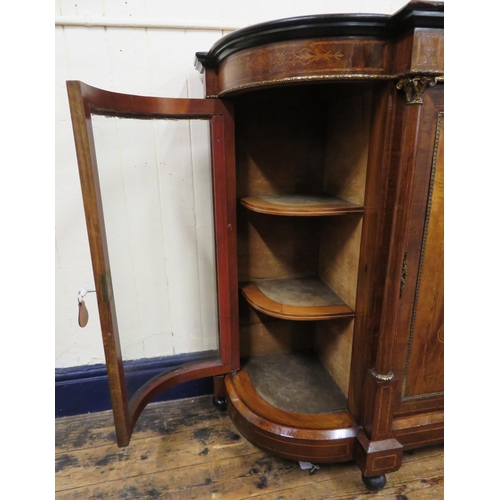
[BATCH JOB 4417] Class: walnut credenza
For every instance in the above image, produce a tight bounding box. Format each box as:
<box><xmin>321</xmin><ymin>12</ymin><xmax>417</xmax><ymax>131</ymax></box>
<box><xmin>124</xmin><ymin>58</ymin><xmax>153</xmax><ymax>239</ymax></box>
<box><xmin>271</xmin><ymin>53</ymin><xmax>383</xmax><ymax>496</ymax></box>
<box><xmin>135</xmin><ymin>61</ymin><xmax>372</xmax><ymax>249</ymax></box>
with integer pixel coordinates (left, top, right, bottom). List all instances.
<box><xmin>67</xmin><ymin>1</ymin><xmax>444</xmax><ymax>491</ymax></box>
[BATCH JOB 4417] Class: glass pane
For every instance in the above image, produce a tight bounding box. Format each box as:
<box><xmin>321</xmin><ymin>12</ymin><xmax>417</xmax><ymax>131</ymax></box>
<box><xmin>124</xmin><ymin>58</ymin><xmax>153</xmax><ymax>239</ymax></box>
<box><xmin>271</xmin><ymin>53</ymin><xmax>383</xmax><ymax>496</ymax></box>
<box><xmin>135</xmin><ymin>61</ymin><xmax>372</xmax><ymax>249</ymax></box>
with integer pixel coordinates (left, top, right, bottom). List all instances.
<box><xmin>92</xmin><ymin>115</ymin><xmax>218</xmax><ymax>401</ymax></box>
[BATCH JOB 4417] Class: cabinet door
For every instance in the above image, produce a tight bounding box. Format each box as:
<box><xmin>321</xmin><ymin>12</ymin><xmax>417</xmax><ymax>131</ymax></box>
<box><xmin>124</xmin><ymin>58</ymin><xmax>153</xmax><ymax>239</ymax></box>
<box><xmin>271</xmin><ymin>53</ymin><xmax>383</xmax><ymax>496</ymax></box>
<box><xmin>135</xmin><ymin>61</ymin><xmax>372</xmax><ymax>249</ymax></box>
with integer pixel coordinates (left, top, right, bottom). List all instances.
<box><xmin>67</xmin><ymin>81</ymin><xmax>239</xmax><ymax>446</ymax></box>
<box><xmin>392</xmin><ymin>85</ymin><xmax>444</xmax><ymax>415</ymax></box>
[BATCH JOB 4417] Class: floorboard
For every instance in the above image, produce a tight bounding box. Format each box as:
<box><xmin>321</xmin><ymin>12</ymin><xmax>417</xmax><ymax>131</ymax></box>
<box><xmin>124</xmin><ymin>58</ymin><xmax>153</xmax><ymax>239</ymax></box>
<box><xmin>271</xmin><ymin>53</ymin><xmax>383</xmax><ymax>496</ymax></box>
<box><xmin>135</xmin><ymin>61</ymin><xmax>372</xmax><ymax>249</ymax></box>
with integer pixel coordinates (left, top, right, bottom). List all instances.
<box><xmin>55</xmin><ymin>395</ymin><xmax>444</xmax><ymax>499</ymax></box>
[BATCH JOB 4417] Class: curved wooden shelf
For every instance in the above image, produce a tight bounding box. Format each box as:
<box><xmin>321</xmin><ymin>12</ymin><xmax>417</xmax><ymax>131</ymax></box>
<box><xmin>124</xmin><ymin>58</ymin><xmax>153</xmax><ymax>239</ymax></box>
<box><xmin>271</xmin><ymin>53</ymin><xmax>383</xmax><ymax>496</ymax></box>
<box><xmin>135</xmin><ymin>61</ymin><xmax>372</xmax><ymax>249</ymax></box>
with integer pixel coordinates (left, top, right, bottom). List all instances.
<box><xmin>241</xmin><ymin>194</ymin><xmax>363</xmax><ymax>216</ymax></box>
<box><xmin>240</xmin><ymin>277</ymin><xmax>354</xmax><ymax>321</ymax></box>
<box><xmin>225</xmin><ymin>370</ymin><xmax>358</xmax><ymax>463</ymax></box>
<box><xmin>231</xmin><ymin>368</ymin><xmax>355</xmax><ymax>430</ymax></box>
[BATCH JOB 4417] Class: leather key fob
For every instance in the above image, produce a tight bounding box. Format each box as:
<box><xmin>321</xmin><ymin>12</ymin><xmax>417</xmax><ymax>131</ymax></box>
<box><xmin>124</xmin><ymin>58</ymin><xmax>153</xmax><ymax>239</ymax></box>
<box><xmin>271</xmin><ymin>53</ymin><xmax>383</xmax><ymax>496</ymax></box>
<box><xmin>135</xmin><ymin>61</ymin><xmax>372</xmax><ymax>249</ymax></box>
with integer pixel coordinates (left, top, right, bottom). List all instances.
<box><xmin>78</xmin><ymin>299</ymin><xmax>89</xmax><ymax>327</ymax></box>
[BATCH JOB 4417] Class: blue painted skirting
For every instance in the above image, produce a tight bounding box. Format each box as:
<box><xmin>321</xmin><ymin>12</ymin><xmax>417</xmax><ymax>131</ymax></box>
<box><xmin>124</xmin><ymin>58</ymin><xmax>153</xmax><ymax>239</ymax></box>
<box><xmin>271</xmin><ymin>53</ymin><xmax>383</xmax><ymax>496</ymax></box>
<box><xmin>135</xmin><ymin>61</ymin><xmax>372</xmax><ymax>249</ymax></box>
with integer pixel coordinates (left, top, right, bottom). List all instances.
<box><xmin>55</xmin><ymin>351</ymin><xmax>215</xmax><ymax>418</ymax></box>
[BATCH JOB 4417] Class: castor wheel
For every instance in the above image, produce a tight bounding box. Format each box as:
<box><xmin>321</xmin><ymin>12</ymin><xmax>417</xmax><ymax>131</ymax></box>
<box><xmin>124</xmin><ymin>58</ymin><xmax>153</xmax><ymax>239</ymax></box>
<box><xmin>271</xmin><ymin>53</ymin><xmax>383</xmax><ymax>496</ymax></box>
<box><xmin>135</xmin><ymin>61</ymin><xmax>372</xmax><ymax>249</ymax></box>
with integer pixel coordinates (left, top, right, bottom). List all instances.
<box><xmin>212</xmin><ymin>396</ymin><xmax>227</xmax><ymax>411</ymax></box>
<box><xmin>361</xmin><ymin>474</ymin><xmax>386</xmax><ymax>492</ymax></box>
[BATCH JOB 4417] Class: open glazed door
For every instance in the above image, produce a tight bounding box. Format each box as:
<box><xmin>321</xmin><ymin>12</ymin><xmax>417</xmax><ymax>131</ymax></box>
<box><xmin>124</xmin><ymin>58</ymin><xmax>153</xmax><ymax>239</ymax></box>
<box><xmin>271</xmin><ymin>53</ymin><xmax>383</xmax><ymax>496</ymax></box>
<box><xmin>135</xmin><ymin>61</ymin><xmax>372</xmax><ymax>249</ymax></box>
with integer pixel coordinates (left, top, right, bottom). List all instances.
<box><xmin>66</xmin><ymin>81</ymin><xmax>239</xmax><ymax>447</ymax></box>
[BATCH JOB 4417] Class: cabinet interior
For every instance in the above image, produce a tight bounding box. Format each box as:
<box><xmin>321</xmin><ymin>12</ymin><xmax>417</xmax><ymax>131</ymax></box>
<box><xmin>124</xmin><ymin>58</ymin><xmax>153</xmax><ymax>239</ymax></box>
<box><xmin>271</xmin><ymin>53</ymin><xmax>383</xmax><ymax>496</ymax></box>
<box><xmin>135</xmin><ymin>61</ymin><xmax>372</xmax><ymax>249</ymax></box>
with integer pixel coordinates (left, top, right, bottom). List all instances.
<box><xmin>234</xmin><ymin>83</ymin><xmax>374</xmax><ymax>411</ymax></box>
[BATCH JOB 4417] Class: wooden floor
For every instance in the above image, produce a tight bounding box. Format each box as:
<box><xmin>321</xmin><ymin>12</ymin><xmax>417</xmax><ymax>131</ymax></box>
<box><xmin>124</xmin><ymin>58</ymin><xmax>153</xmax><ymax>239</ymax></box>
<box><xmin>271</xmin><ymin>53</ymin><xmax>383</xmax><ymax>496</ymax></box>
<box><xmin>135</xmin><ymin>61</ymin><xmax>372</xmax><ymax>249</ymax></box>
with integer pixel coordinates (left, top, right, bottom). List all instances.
<box><xmin>55</xmin><ymin>395</ymin><xmax>444</xmax><ymax>499</ymax></box>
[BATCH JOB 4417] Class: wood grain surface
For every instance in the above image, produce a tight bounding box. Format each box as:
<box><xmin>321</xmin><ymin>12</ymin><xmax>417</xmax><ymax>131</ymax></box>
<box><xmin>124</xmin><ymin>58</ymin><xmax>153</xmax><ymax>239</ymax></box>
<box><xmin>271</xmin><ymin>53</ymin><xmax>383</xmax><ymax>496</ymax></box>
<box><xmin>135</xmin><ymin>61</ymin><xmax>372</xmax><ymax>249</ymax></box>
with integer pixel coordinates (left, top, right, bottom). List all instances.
<box><xmin>56</xmin><ymin>395</ymin><xmax>444</xmax><ymax>499</ymax></box>
<box><xmin>241</xmin><ymin>195</ymin><xmax>363</xmax><ymax>217</ymax></box>
<box><xmin>218</xmin><ymin>38</ymin><xmax>393</xmax><ymax>94</ymax></box>
<box><xmin>238</xmin><ymin>298</ymin><xmax>315</xmax><ymax>358</ymax></box>
<box><xmin>387</xmin><ymin>85</ymin><xmax>444</xmax><ymax>416</ymax></box>
<box><xmin>404</xmin><ymin>113</ymin><xmax>444</xmax><ymax>398</ymax></box>
<box><xmin>240</xmin><ymin>280</ymin><xmax>354</xmax><ymax>321</ymax></box>
<box><xmin>237</xmin><ymin>207</ymin><xmax>321</xmax><ymax>283</ymax></box>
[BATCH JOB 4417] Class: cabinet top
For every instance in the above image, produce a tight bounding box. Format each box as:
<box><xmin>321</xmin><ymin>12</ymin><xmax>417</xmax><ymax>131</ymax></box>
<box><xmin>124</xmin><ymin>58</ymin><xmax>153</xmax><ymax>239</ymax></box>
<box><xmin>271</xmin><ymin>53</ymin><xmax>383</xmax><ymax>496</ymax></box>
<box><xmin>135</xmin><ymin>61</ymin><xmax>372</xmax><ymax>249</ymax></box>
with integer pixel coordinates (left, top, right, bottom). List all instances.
<box><xmin>195</xmin><ymin>2</ymin><xmax>444</xmax><ymax>72</ymax></box>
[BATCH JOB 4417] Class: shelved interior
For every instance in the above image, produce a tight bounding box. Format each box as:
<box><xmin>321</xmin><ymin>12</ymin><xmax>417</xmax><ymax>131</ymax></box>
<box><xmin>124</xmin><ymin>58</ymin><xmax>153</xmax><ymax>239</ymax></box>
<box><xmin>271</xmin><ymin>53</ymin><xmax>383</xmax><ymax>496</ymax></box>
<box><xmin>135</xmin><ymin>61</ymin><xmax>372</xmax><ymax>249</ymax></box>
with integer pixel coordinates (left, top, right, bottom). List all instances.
<box><xmin>233</xmin><ymin>83</ymin><xmax>374</xmax><ymax>413</ymax></box>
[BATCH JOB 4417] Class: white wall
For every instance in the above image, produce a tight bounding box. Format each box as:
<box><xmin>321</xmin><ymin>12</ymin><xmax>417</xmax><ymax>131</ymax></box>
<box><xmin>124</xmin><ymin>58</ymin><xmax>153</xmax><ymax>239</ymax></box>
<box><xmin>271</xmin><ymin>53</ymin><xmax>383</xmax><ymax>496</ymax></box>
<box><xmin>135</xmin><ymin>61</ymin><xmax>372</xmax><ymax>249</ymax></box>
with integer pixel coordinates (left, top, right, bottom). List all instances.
<box><xmin>55</xmin><ymin>0</ymin><xmax>419</xmax><ymax>368</ymax></box>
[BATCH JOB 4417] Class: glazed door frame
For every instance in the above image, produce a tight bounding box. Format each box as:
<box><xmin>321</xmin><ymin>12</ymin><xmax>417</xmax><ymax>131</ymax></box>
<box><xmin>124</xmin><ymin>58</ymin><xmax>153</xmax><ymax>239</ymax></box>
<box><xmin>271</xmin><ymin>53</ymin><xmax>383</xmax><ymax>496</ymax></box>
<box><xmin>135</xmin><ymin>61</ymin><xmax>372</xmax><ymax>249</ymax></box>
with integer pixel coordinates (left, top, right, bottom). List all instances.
<box><xmin>67</xmin><ymin>81</ymin><xmax>239</xmax><ymax>447</ymax></box>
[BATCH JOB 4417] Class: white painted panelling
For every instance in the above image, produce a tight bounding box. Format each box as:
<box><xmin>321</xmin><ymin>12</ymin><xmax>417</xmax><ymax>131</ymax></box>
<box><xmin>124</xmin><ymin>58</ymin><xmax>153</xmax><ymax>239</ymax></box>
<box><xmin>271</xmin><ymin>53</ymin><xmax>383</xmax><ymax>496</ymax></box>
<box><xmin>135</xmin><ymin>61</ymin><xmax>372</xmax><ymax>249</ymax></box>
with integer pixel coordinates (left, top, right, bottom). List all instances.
<box><xmin>101</xmin><ymin>0</ymin><xmax>147</xmax><ymax>19</ymax></box>
<box><xmin>359</xmin><ymin>0</ymin><xmax>393</xmax><ymax>15</ymax></box>
<box><xmin>55</xmin><ymin>1</ymin><xmax>423</xmax><ymax>30</ymax></box>
<box><xmin>93</xmin><ymin>117</ymin><xmax>217</xmax><ymax>359</ymax></box>
<box><xmin>155</xmin><ymin>119</ymin><xmax>216</xmax><ymax>355</ymax></box>
<box><xmin>185</xmin><ymin>30</ymin><xmax>225</xmax><ymax>97</ymax></box>
<box><xmin>219</xmin><ymin>1</ymin><xmax>260</xmax><ymax>26</ymax></box>
<box><xmin>143</xmin><ymin>29</ymin><xmax>191</xmax><ymax>97</ymax></box>
<box><xmin>92</xmin><ymin>114</ymin><xmax>218</xmax><ymax>360</ymax></box>
<box><xmin>56</xmin><ymin>0</ymin><xmax>440</xmax><ymax>26</ymax></box>
<box><xmin>56</xmin><ymin>26</ymin><xmax>104</xmax><ymax>366</ymax></box>
<box><xmin>181</xmin><ymin>0</ymin><xmax>224</xmax><ymax>26</ymax></box>
<box><xmin>55</xmin><ymin>238</ymin><xmax>76</xmax><ymax>363</ymax></box>
<box><xmin>91</xmin><ymin>117</ymin><xmax>150</xmax><ymax>361</ymax></box>
<box><xmin>58</xmin><ymin>0</ymin><xmax>104</xmax><ymax>19</ymax></box>
<box><xmin>61</xmin><ymin>26</ymin><xmax>113</xmax><ymax>88</ymax></box>
<box><xmin>143</xmin><ymin>1</ymin><xmax>187</xmax><ymax>23</ymax></box>
<box><xmin>189</xmin><ymin>121</ymin><xmax>219</xmax><ymax>351</ymax></box>
<box><xmin>106</xmin><ymin>28</ymin><xmax>152</xmax><ymax>94</ymax></box>
<box><xmin>55</xmin><ymin>18</ymin><xmax>243</xmax><ymax>31</ymax></box>
<box><xmin>55</xmin><ymin>0</ymin><xmax>444</xmax><ymax>368</ymax></box>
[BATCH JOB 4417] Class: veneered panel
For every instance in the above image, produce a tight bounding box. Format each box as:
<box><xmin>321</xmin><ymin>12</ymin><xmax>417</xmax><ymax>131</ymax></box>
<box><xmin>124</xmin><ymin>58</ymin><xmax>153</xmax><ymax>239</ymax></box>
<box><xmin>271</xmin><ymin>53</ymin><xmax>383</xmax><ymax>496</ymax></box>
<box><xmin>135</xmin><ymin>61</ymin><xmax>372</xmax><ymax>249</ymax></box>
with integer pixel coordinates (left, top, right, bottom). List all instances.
<box><xmin>404</xmin><ymin>116</ymin><xmax>444</xmax><ymax>397</ymax></box>
<box><xmin>218</xmin><ymin>38</ymin><xmax>392</xmax><ymax>94</ymax></box>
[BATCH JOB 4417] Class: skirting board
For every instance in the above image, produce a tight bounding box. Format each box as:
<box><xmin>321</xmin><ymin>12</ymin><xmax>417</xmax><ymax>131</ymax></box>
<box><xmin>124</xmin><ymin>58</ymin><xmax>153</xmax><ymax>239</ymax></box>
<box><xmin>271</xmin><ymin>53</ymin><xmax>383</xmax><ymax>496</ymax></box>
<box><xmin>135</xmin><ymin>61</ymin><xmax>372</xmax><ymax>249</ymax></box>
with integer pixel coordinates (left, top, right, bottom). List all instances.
<box><xmin>55</xmin><ymin>351</ymin><xmax>215</xmax><ymax>418</ymax></box>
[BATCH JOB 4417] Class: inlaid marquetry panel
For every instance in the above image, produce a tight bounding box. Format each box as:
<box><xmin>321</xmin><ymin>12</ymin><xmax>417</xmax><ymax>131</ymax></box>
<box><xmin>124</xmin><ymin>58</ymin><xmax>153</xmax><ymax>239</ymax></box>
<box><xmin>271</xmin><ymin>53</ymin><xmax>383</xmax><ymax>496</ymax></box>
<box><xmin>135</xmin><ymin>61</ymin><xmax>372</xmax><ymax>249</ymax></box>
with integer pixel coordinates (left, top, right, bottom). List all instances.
<box><xmin>218</xmin><ymin>37</ymin><xmax>393</xmax><ymax>94</ymax></box>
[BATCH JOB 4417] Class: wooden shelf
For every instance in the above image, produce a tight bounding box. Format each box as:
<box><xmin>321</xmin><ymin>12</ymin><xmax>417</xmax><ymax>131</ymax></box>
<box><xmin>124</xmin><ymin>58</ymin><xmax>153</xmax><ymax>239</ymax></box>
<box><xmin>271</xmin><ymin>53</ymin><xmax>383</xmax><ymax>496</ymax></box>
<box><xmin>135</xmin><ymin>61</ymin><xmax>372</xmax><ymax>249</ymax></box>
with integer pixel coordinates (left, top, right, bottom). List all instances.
<box><xmin>244</xmin><ymin>352</ymin><xmax>348</xmax><ymax>414</ymax></box>
<box><xmin>240</xmin><ymin>277</ymin><xmax>354</xmax><ymax>321</ymax></box>
<box><xmin>226</xmin><ymin>352</ymin><xmax>356</xmax><ymax>430</ymax></box>
<box><xmin>225</xmin><ymin>358</ymin><xmax>358</xmax><ymax>463</ymax></box>
<box><xmin>240</xmin><ymin>194</ymin><xmax>363</xmax><ymax>216</ymax></box>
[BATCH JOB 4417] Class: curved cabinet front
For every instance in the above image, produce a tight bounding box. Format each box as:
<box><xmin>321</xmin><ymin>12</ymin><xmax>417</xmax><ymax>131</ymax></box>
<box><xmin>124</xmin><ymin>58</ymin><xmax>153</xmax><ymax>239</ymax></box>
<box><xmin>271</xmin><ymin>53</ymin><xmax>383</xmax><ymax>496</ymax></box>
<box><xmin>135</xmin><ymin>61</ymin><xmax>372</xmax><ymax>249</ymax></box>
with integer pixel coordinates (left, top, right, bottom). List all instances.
<box><xmin>217</xmin><ymin>37</ymin><xmax>393</xmax><ymax>95</ymax></box>
<box><xmin>225</xmin><ymin>370</ymin><xmax>358</xmax><ymax>464</ymax></box>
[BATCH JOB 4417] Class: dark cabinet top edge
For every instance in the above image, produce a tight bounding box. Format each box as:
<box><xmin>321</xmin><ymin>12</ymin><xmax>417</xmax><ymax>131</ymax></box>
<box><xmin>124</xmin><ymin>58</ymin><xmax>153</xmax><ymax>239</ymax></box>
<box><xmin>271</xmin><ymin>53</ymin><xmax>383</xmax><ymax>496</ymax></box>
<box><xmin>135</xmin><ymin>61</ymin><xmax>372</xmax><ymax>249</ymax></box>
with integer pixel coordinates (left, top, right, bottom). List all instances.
<box><xmin>194</xmin><ymin>1</ymin><xmax>443</xmax><ymax>72</ymax></box>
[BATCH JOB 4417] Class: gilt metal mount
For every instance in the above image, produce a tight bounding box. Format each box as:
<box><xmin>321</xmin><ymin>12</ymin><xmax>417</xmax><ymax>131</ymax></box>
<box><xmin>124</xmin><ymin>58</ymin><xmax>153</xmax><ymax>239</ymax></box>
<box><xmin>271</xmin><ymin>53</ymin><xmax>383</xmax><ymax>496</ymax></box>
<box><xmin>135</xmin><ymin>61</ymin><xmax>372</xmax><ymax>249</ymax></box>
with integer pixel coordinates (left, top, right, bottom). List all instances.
<box><xmin>396</xmin><ymin>76</ymin><xmax>437</xmax><ymax>104</ymax></box>
<box><xmin>370</xmin><ymin>369</ymin><xmax>395</xmax><ymax>381</ymax></box>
